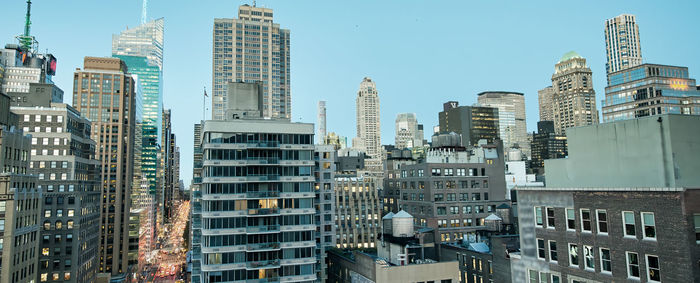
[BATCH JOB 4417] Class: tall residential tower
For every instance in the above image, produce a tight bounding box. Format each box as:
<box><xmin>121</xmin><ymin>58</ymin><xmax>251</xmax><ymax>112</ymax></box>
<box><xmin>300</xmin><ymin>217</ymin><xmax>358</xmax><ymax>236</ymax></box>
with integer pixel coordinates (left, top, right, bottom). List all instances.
<box><xmin>604</xmin><ymin>14</ymin><xmax>642</xmax><ymax>75</ymax></box>
<box><xmin>212</xmin><ymin>4</ymin><xmax>291</xmax><ymax>120</ymax></box>
<box><xmin>550</xmin><ymin>52</ymin><xmax>599</xmax><ymax>135</ymax></box>
<box><xmin>355</xmin><ymin>77</ymin><xmax>382</xmax><ymax>171</ymax></box>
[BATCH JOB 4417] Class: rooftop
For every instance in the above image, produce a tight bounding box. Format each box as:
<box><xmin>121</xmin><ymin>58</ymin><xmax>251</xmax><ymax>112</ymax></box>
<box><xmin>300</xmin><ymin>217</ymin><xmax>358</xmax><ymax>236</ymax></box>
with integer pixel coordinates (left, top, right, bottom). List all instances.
<box><xmin>558</xmin><ymin>51</ymin><xmax>582</xmax><ymax>63</ymax></box>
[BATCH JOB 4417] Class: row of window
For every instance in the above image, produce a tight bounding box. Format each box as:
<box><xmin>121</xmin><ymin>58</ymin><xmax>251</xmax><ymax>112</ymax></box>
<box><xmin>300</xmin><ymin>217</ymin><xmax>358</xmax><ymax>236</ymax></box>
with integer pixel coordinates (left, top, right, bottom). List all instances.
<box><xmin>396</xmin><ymin>168</ymin><xmax>487</xmax><ymax>178</ymax></box>
<box><xmin>536</xmin><ymin>239</ymin><xmax>660</xmax><ymax>282</ymax></box>
<box><xmin>535</xmin><ymin>207</ymin><xmax>656</xmax><ymax>239</ymax></box>
<box><xmin>23</xmin><ymin>114</ymin><xmax>64</xmax><ymax>123</ymax></box>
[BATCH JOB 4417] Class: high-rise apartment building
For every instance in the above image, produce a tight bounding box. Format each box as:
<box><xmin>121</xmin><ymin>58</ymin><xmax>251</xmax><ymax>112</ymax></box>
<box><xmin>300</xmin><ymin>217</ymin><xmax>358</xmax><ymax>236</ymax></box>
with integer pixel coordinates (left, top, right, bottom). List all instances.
<box><xmin>438</xmin><ymin>101</ymin><xmax>499</xmax><ymax>147</ymax></box>
<box><xmin>394</xmin><ymin>113</ymin><xmax>423</xmax><ymax>149</ymax></box>
<box><xmin>602</xmin><ymin>63</ymin><xmax>700</xmax><ymax>122</ymax></box>
<box><xmin>212</xmin><ymin>4</ymin><xmax>291</xmax><ymax>120</ymax></box>
<box><xmin>477</xmin><ymin>91</ymin><xmax>529</xmax><ymax>157</ymax></box>
<box><xmin>605</xmin><ymin>14</ymin><xmax>642</xmax><ymax>75</ymax></box>
<box><xmin>317</xmin><ymin>101</ymin><xmax>327</xmax><ymax>144</ymax></box>
<box><xmin>190</xmin><ymin>123</ymin><xmax>203</xmax><ymax>283</ymax></box>
<box><xmin>538</xmin><ymin>86</ymin><xmax>555</xmax><ymax>123</ymax></box>
<box><xmin>314</xmin><ymin>144</ymin><xmax>336</xmax><ymax>282</ymax></box>
<box><xmin>355</xmin><ymin>77</ymin><xmax>382</xmax><ymax>171</ymax></box>
<box><xmin>12</xmin><ymin>104</ymin><xmax>102</xmax><ymax>283</ymax></box>
<box><xmin>194</xmin><ymin>88</ymin><xmax>317</xmax><ymax>282</ymax></box>
<box><xmin>112</xmin><ymin>17</ymin><xmax>164</xmax><ymax>200</ymax></box>
<box><xmin>550</xmin><ymin>52</ymin><xmax>599</xmax><ymax>135</ymax></box>
<box><xmin>72</xmin><ymin>57</ymin><xmax>136</xmax><ymax>277</ymax></box>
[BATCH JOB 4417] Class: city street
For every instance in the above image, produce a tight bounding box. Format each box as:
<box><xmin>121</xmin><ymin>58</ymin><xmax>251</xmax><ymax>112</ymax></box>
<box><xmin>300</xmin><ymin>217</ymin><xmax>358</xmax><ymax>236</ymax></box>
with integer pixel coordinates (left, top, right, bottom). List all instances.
<box><xmin>142</xmin><ymin>201</ymin><xmax>190</xmax><ymax>283</ymax></box>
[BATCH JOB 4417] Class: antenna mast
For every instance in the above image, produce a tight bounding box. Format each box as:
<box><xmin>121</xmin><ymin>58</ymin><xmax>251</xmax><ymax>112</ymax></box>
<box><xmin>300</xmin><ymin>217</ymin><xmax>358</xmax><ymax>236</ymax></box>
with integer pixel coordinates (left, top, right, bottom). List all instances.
<box><xmin>17</xmin><ymin>0</ymin><xmax>37</xmax><ymax>51</ymax></box>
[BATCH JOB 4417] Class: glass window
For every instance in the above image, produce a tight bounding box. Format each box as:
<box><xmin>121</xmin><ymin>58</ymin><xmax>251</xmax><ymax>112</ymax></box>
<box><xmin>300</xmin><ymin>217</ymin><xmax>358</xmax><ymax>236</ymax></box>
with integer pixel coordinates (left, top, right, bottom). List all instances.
<box><xmin>584</xmin><ymin>245</ymin><xmax>594</xmax><ymax>270</ymax></box>
<box><xmin>537</xmin><ymin>239</ymin><xmax>545</xmax><ymax>260</ymax></box>
<box><xmin>646</xmin><ymin>255</ymin><xmax>660</xmax><ymax>282</ymax></box>
<box><xmin>549</xmin><ymin>241</ymin><xmax>557</xmax><ymax>262</ymax></box>
<box><xmin>600</xmin><ymin>248</ymin><xmax>612</xmax><ymax>273</ymax></box>
<box><xmin>546</xmin><ymin>207</ymin><xmax>555</xmax><ymax>228</ymax></box>
<box><xmin>551</xmin><ymin>274</ymin><xmax>560</xmax><ymax>283</ymax></box>
<box><xmin>528</xmin><ymin>270</ymin><xmax>538</xmax><ymax>283</ymax></box>
<box><xmin>597</xmin><ymin>209</ymin><xmax>608</xmax><ymax>234</ymax></box>
<box><xmin>569</xmin><ymin>244</ymin><xmax>579</xmax><ymax>267</ymax></box>
<box><xmin>642</xmin><ymin>212</ymin><xmax>656</xmax><ymax>239</ymax></box>
<box><xmin>535</xmin><ymin>207</ymin><xmax>543</xmax><ymax>226</ymax></box>
<box><xmin>566</xmin><ymin>208</ymin><xmax>575</xmax><ymax>230</ymax></box>
<box><xmin>623</xmin><ymin>211</ymin><xmax>636</xmax><ymax>236</ymax></box>
<box><xmin>694</xmin><ymin>214</ymin><xmax>700</xmax><ymax>244</ymax></box>
<box><xmin>580</xmin><ymin>209</ymin><xmax>591</xmax><ymax>232</ymax></box>
<box><xmin>626</xmin><ymin>252</ymin><xmax>640</xmax><ymax>279</ymax></box>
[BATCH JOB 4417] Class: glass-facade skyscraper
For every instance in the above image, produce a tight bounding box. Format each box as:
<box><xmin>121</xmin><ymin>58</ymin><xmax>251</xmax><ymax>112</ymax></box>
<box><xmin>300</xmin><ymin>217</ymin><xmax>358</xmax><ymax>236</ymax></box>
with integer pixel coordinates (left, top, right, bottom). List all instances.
<box><xmin>112</xmin><ymin>18</ymin><xmax>164</xmax><ymax>195</ymax></box>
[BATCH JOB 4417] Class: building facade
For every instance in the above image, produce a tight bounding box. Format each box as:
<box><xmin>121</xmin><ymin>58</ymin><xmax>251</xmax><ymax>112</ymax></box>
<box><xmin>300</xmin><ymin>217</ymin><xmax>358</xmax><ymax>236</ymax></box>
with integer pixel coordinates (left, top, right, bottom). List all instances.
<box><xmin>394</xmin><ymin>113</ymin><xmax>423</xmax><ymax>149</ymax></box>
<box><xmin>529</xmin><ymin>121</ymin><xmax>567</xmax><ymax>174</ymax></box>
<box><xmin>12</xmin><ymin>104</ymin><xmax>101</xmax><ymax>283</ymax></box>
<box><xmin>602</xmin><ymin>63</ymin><xmax>700</xmax><ymax>122</ymax></box>
<box><xmin>72</xmin><ymin>57</ymin><xmax>136</xmax><ymax>277</ymax></box>
<box><xmin>604</xmin><ymin>14</ymin><xmax>642</xmax><ymax>75</ymax></box>
<box><xmin>438</xmin><ymin>101</ymin><xmax>499</xmax><ymax>147</ymax></box>
<box><xmin>212</xmin><ymin>4</ymin><xmax>291</xmax><ymax>120</ymax></box>
<box><xmin>538</xmin><ymin>86</ymin><xmax>555</xmax><ymax>123</ymax></box>
<box><xmin>355</xmin><ymin>77</ymin><xmax>382</xmax><ymax>172</ymax></box>
<box><xmin>0</xmin><ymin>44</ymin><xmax>62</xmax><ymax>108</ymax></box>
<box><xmin>317</xmin><ymin>101</ymin><xmax>326</xmax><ymax>145</ymax></box>
<box><xmin>477</xmin><ymin>91</ymin><xmax>529</xmax><ymax>157</ymax></box>
<box><xmin>334</xmin><ymin>175</ymin><xmax>380</xmax><ymax>249</ymax></box>
<box><xmin>550</xmin><ymin>52</ymin><xmax>599</xmax><ymax>135</ymax></box>
<box><xmin>314</xmin><ymin>144</ymin><xmax>336</xmax><ymax>282</ymax></box>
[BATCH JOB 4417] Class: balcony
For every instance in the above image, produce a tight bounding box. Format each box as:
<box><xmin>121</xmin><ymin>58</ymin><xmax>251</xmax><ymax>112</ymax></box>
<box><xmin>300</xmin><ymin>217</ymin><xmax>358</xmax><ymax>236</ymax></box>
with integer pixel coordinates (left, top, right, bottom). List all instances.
<box><xmin>246</xmin><ymin>191</ymin><xmax>280</xmax><ymax>198</ymax></box>
<box><xmin>247</xmin><ymin>278</ymin><xmax>280</xmax><ymax>283</ymax></box>
<box><xmin>246</xmin><ymin>259</ymin><xmax>280</xmax><ymax>270</ymax></box>
<box><xmin>247</xmin><ymin>242</ymin><xmax>281</xmax><ymax>251</ymax></box>
<box><xmin>247</xmin><ymin>175</ymin><xmax>280</xmax><ymax>181</ymax></box>
<box><xmin>246</xmin><ymin>225</ymin><xmax>280</xmax><ymax>233</ymax></box>
<box><xmin>247</xmin><ymin>208</ymin><xmax>280</xmax><ymax>215</ymax></box>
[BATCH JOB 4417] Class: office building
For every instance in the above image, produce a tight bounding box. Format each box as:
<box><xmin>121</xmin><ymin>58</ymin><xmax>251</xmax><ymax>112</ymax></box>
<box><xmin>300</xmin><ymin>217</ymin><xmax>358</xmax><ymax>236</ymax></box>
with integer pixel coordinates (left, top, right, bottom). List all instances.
<box><xmin>538</xmin><ymin>86</ymin><xmax>555</xmax><ymax>123</ymax></box>
<box><xmin>512</xmin><ymin>114</ymin><xmax>700</xmax><ymax>282</ymax></box>
<box><xmin>394</xmin><ymin>113</ymin><xmax>423</xmax><ymax>149</ymax></box>
<box><xmin>602</xmin><ymin>63</ymin><xmax>700</xmax><ymax>122</ymax></box>
<box><xmin>328</xmin><ymin>211</ymin><xmax>460</xmax><ymax>283</ymax></box>
<box><xmin>604</xmin><ymin>14</ymin><xmax>642</xmax><ymax>75</ymax></box>
<box><xmin>392</xmin><ymin>133</ymin><xmax>510</xmax><ymax>244</ymax></box>
<box><xmin>12</xmin><ymin>104</ymin><xmax>101</xmax><ymax>283</ymax></box>
<box><xmin>0</xmin><ymin>44</ymin><xmax>62</xmax><ymax>107</ymax></box>
<box><xmin>355</xmin><ymin>77</ymin><xmax>382</xmax><ymax>172</ymax></box>
<box><xmin>195</xmin><ymin>87</ymin><xmax>317</xmax><ymax>282</ymax></box>
<box><xmin>334</xmin><ymin>174</ymin><xmax>380</xmax><ymax>249</ymax></box>
<box><xmin>530</xmin><ymin>121</ymin><xmax>567</xmax><ymax>174</ymax></box>
<box><xmin>314</xmin><ymin>145</ymin><xmax>336</xmax><ymax>282</ymax></box>
<box><xmin>0</xmin><ymin>110</ymin><xmax>40</xmax><ymax>283</ymax></box>
<box><xmin>382</xmin><ymin>147</ymin><xmax>416</xmax><ymax>214</ymax></box>
<box><xmin>477</xmin><ymin>91</ymin><xmax>529</xmax><ymax>157</ymax></box>
<box><xmin>212</xmin><ymin>4</ymin><xmax>290</xmax><ymax>120</ymax></box>
<box><xmin>438</xmin><ymin>101</ymin><xmax>499</xmax><ymax>147</ymax></box>
<box><xmin>161</xmin><ymin>108</ymin><xmax>176</xmax><ymax>222</ymax></box>
<box><xmin>317</xmin><ymin>101</ymin><xmax>326</xmax><ymax>144</ymax></box>
<box><xmin>550</xmin><ymin>52</ymin><xmax>599</xmax><ymax>135</ymax></box>
<box><xmin>72</xmin><ymin>57</ymin><xmax>136</xmax><ymax>277</ymax></box>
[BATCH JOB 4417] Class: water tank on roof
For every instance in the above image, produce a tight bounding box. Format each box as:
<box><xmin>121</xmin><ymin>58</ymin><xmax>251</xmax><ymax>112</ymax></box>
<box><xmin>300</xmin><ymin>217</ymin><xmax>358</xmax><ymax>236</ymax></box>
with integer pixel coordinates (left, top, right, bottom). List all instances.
<box><xmin>382</xmin><ymin>212</ymin><xmax>394</xmax><ymax>234</ymax></box>
<box><xmin>392</xmin><ymin>210</ymin><xmax>414</xmax><ymax>237</ymax></box>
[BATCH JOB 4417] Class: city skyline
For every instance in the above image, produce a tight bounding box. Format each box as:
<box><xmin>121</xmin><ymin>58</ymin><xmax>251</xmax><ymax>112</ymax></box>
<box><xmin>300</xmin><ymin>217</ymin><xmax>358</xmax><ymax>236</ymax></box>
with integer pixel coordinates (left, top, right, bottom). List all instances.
<box><xmin>1</xmin><ymin>1</ymin><xmax>699</xmax><ymax>186</ymax></box>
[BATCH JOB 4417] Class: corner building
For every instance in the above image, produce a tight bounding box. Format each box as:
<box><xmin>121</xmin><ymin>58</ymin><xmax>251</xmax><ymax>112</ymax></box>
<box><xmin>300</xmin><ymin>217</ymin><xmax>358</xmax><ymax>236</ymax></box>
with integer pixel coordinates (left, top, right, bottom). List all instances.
<box><xmin>72</xmin><ymin>57</ymin><xmax>136</xmax><ymax>278</ymax></box>
<box><xmin>197</xmin><ymin>120</ymin><xmax>317</xmax><ymax>282</ymax></box>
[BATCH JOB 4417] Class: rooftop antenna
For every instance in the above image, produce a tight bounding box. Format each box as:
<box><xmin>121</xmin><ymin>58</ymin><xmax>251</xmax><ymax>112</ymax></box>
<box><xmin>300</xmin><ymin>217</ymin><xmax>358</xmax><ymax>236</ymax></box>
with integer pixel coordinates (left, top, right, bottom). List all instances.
<box><xmin>253</xmin><ymin>0</ymin><xmax>256</xmax><ymax>7</ymax></box>
<box><xmin>141</xmin><ymin>0</ymin><xmax>148</xmax><ymax>24</ymax></box>
<box><xmin>16</xmin><ymin>0</ymin><xmax>37</xmax><ymax>51</ymax></box>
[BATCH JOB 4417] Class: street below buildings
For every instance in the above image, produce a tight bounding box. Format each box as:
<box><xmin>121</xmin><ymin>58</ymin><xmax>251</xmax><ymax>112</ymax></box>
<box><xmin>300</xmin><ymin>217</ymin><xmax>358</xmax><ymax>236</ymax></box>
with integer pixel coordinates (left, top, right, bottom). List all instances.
<box><xmin>139</xmin><ymin>201</ymin><xmax>190</xmax><ymax>283</ymax></box>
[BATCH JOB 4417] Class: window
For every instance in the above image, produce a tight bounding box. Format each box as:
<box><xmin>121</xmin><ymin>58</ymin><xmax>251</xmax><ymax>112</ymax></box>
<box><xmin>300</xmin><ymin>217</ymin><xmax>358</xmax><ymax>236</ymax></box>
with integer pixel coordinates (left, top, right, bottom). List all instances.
<box><xmin>597</xmin><ymin>209</ymin><xmax>608</xmax><ymax>234</ymax></box>
<box><xmin>535</xmin><ymin>207</ymin><xmax>544</xmax><ymax>227</ymax></box>
<box><xmin>626</xmin><ymin>252</ymin><xmax>640</xmax><ymax>279</ymax></box>
<box><xmin>546</xmin><ymin>207</ymin><xmax>555</xmax><ymax>228</ymax></box>
<box><xmin>537</xmin><ymin>239</ymin><xmax>545</xmax><ymax>260</ymax></box>
<box><xmin>646</xmin><ymin>255</ymin><xmax>660</xmax><ymax>282</ymax></box>
<box><xmin>569</xmin><ymin>244</ymin><xmax>579</xmax><ymax>267</ymax></box>
<box><xmin>642</xmin><ymin>212</ymin><xmax>656</xmax><ymax>239</ymax></box>
<box><xmin>528</xmin><ymin>270</ymin><xmax>539</xmax><ymax>283</ymax></box>
<box><xmin>623</xmin><ymin>211</ymin><xmax>636</xmax><ymax>237</ymax></box>
<box><xmin>548</xmin><ymin>241</ymin><xmax>557</xmax><ymax>262</ymax></box>
<box><xmin>583</xmin><ymin>245</ymin><xmax>594</xmax><ymax>270</ymax></box>
<box><xmin>566</xmin><ymin>208</ymin><xmax>575</xmax><ymax>230</ymax></box>
<box><xmin>695</xmin><ymin>214</ymin><xmax>700</xmax><ymax>244</ymax></box>
<box><xmin>580</xmin><ymin>209</ymin><xmax>591</xmax><ymax>232</ymax></box>
<box><xmin>600</xmin><ymin>248</ymin><xmax>612</xmax><ymax>273</ymax></box>
<box><xmin>551</xmin><ymin>274</ymin><xmax>560</xmax><ymax>283</ymax></box>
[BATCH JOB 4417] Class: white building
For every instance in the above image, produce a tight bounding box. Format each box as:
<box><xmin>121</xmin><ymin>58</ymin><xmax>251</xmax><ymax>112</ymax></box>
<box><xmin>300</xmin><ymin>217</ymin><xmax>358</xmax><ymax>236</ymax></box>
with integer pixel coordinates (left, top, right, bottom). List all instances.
<box><xmin>604</xmin><ymin>14</ymin><xmax>642</xmax><ymax>74</ymax></box>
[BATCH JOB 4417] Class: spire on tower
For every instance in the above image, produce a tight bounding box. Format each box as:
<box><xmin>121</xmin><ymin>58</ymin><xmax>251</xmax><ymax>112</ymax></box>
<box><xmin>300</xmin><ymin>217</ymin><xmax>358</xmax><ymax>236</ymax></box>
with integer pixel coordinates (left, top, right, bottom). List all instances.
<box><xmin>16</xmin><ymin>0</ymin><xmax>37</xmax><ymax>50</ymax></box>
<box><xmin>141</xmin><ymin>0</ymin><xmax>148</xmax><ymax>24</ymax></box>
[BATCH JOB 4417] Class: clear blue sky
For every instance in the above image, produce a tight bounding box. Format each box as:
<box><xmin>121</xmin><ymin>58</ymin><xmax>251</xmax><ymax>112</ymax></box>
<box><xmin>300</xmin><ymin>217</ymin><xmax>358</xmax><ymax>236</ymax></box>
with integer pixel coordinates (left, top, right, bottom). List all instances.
<box><xmin>1</xmin><ymin>1</ymin><xmax>698</xmax><ymax>187</ymax></box>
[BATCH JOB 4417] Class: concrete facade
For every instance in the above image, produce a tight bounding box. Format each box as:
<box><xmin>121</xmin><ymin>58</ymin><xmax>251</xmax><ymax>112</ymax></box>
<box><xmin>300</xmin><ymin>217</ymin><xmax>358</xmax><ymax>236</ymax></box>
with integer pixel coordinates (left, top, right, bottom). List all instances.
<box><xmin>355</xmin><ymin>77</ymin><xmax>382</xmax><ymax>172</ymax></box>
<box><xmin>604</xmin><ymin>14</ymin><xmax>642</xmax><ymax>75</ymax></box>
<box><xmin>314</xmin><ymin>144</ymin><xmax>336</xmax><ymax>282</ymax></box>
<box><xmin>550</xmin><ymin>52</ymin><xmax>599</xmax><ymax>135</ymax></box>
<box><xmin>538</xmin><ymin>86</ymin><xmax>555</xmax><ymax>123</ymax></box>
<box><xmin>477</xmin><ymin>91</ymin><xmax>529</xmax><ymax>158</ymax></box>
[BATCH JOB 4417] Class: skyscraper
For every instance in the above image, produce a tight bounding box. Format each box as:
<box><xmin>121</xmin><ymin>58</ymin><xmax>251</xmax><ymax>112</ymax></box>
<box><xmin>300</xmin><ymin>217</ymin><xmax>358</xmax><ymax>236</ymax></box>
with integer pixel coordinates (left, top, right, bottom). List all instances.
<box><xmin>394</xmin><ymin>113</ymin><xmax>423</xmax><ymax>149</ymax></box>
<box><xmin>72</xmin><ymin>57</ymin><xmax>136</xmax><ymax>277</ymax></box>
<box><xmin>477</xmin><ymin>91</ymin><xmax>529</xmax><ymax>157</ymax></box>
<box><xmin>212</xmin><ymin>4</ymin><xmax>291</xmax><ymax>120</ymax></box>
<box><xmin>317</xmin><ymin>101</ymin><xmax>326</xmax><ymax>144</ymax></box>
<box><xmin>605</xmin><ymin>14</ymin><xmax>642</xmax><ymax>75</ymax></box>
<box><xmin>537</xmin><ymin>86</ymin><xmax>554</xmax><ymax>122</ymax></box>
<box><xmin>112</xmin><ymin>18</ymin><xmax>164</xmax><ymax>200</ymax></box>
<box><xmin>550</xmin><ymin>52</ymin><xmax>599</xmax><ymax>135</ymax></box>
<box><xmin>355</xmin><ymin>77</ymin><xmax>382</xmax><ymax>171</ymax></box>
